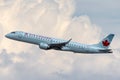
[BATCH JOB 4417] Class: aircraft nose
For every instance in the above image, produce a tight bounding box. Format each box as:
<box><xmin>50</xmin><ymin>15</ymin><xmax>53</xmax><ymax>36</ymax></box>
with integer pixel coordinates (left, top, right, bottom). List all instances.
<box><xmin>5</xmin><ymin>34</ymin><xmax>10</xmax><ymax>38</ymax></box>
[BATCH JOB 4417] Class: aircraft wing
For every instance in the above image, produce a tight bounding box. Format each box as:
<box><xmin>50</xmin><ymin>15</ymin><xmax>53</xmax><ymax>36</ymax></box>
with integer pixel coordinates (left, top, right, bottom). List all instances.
<box><xmin>49</xmin><ymin>39</ymin><xmax>72</xmax><ymax>49</ymax></box>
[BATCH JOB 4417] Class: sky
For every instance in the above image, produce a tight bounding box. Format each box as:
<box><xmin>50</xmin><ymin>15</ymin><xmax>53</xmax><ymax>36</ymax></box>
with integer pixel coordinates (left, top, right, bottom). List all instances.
<box><xmin>0</xmin><ymin>0</ymin><xmax>120</xmax><ymax>80</ymax></box>
<box><xmin>75</xmin><ymin>0</ymin><xmax>120</xmax><ymax>34</ymax></box>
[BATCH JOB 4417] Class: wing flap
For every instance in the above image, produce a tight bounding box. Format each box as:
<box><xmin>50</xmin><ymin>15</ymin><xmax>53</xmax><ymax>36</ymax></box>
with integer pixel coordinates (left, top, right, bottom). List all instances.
<box><xmin>49</xmin><ymin>39</ymin><xmax>72</xmax><ymax>49</ymax></box>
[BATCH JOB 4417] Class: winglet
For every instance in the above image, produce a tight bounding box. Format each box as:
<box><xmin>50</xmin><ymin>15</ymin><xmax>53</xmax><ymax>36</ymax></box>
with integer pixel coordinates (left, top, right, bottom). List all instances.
<box><xmin>67</xmin><ymin>38</ymin><xmax>72</xmax><ymax>43</ymax></box>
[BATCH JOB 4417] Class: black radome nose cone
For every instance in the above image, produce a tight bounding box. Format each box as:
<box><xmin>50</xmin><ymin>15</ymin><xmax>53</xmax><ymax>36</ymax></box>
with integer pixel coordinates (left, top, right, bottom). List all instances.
<box><xmin>5</xmin><ymin>34</ymin><xmax>9</xmax><ymax>38</ymax></box>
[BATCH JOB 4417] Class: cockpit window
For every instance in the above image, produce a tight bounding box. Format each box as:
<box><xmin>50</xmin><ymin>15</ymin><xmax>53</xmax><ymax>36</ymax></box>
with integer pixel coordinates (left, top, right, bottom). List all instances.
<box><xmin>11</xmin><ymin>32</ymin><xmax>15</xmax><ymax>34</ymax></box>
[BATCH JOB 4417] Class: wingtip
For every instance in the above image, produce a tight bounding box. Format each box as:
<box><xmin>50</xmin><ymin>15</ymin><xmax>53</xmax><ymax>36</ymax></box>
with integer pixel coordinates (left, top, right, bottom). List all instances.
<box><xmin>69</xmin><ymin>38</ymin><xmax>72</xmax><ymax>41</ymax></box>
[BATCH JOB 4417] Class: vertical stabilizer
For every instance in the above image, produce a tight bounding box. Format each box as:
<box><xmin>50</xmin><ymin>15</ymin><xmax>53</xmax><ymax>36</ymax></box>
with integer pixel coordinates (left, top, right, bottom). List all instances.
<box><xmin>96</xmin><ymin>34</ymin><xmax>115</xmax><ymax>49</ymax></box>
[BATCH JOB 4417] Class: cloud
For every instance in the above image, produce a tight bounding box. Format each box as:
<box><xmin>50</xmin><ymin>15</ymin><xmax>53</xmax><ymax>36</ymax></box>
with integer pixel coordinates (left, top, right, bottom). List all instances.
<box><xmin>0</xmin><ymin>0</ymin><xmax>120</xmax><ymax>80</ymax></box>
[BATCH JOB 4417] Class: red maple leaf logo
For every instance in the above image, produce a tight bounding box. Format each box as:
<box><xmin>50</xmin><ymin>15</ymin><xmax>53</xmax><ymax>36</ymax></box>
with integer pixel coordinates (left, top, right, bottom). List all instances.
<box><xmin>102</xmin><ymin>40</ymin><xmax>110</xmax><ymax>46</ymax></box>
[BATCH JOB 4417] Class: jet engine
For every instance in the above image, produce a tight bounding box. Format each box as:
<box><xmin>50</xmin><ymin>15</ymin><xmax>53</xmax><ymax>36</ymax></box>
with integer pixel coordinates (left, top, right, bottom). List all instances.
<box><xmin>39</xmin><ymin>43</ymin><xmax>50</xmax><ymax>50</ymax></box>
<box><xmin>61</xmin><ymin>47</ymin><xmax>70</xmax><ymax>51</ymax></box>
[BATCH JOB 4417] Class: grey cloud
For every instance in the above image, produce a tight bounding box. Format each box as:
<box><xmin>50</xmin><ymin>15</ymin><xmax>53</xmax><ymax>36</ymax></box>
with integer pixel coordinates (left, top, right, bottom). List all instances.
<box><xmin>0</xmin><ymin>49</ymin><xmax>13</xmax><ymax>67</ymax></box>
<box><xmin>0</xmin><ymin>49</ymin><xmax>74</xmax><ymax>80</ymax></box>
<box><xmin>1</xmin><ymin>49</ymin><xmax>120</xmax><ymax>80</ymax></box>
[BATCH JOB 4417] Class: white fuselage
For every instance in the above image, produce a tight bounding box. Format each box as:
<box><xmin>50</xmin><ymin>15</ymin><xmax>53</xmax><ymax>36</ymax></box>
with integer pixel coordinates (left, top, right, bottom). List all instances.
<box><xmin>5</xmin><ymin>31</ymin><xmax>112</xmax><ymax>53</ymax></box>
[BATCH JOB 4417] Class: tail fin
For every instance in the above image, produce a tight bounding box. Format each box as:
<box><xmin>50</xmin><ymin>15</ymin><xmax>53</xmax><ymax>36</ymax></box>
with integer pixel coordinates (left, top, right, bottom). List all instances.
<box><xmin>96</xmin><ymin>34</ymin><xmax>115</xmax><ymax>49</ymax></box>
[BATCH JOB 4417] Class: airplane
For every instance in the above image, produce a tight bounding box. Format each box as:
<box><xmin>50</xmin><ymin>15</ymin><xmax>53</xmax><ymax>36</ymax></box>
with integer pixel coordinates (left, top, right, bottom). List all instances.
<box><xmin>5</xmin><ymin>31</ymin><xmax>115</xmax><ymax>53</ymax></box>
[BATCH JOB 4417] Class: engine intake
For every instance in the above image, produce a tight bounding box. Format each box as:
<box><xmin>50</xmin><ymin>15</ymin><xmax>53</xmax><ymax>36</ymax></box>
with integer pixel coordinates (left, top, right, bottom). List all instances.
<box><xmin>39</xmin><ymin>43</ymin><xmax>50</xmax><ymax>50</ymax></box>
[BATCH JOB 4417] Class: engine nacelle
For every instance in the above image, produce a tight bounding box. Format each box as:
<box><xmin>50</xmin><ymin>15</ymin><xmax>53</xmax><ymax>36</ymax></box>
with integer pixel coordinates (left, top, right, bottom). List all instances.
<box><xmin>61</xmin><ymin>47</ymin><xmax>70</xmax><ymax>51</ymax></box>
<box><xmin>39</xmin><ymin>43</ymin><xmax>50</xmax><ymax>50</ymax></box>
